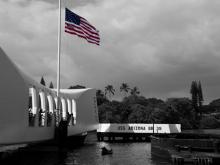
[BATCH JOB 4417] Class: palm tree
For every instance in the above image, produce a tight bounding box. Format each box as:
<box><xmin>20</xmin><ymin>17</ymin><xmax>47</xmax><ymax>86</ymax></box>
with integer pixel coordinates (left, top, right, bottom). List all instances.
<box><xmin>96</xmin><ymin>89</ymin><xmax>105</xmax><ymax>97</ymax></box>
<box><xmin>130</xmin><ymin>86</ymin><xmax>140</xmax><ymax>96</ymax></box>
<box><xmin>120</xmin><ymin>83</ymin><xmax>130</xmax><ymax>97</ymax></box>
<box><xmin>105</xmin><ymin>85</ymin><xmax>115</xmax><ymax>100</ymax></box>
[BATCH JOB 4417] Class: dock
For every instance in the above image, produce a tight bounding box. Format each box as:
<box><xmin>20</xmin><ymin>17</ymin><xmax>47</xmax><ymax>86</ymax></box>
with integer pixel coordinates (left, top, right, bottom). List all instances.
<box><xmin>97</xmin><ymin>132</ymin><xmax>151</xmax><ymax>142</ymax></box>
<box><xmin>97</xmin><ymin>123</ymin><xmax>181</xmax><ymax>142</ymax></box>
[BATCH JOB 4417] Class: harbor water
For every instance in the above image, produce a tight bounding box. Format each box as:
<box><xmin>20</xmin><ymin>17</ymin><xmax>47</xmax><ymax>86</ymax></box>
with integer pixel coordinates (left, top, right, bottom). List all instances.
<box><xmin>1</xmin><ymin>134</ymin><xmax>170</xmax><ymax>165</ymax></box>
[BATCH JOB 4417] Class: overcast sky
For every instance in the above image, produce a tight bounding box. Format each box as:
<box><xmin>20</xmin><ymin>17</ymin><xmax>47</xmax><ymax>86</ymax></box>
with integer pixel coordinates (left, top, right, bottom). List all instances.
<box><xmin>1</xmin><ymin>0</ymin><xmax>220</xmax><ymax>103</ymax></box>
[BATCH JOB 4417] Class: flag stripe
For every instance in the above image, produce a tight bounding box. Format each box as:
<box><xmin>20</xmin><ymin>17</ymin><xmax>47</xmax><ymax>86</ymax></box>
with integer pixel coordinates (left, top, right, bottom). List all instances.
<box><xmin>65</xmin><ymin>8</ymin><xmax>100</xmax><ymax>45</ymax></box>
<box><xmin>66</xmin><ymin>21</ymin><xmax>99</xmax><ymax>37</ymax></box>
<box><xmin>65</xmin><ymin>30</ymin><xmax>86</xmax><ymax>39</ymax></box>
<box><xmin>80</xmin><ymin>17</ymin><xmax>96</xmax><ymax>30</ymax></box>
<box><xmin>65</xmin><ymin>25</ymin><xmax>84</xmax><ymax>35</ymax></box>
<box><xmin>65</xmin><ymin>26</ymin><xmax>100</xmax><ymax>42</ymax></box>
<box><xmin>80</xmin><ymin>23</ymin><xmax>99</xmax><ymax>35</ymax></box>
<box><xmin>65</xmin><ymin>28</ymin><xmax>100</xmax><ymax>45</ymax></box>
<box><xmin>65</xmin><ymin>25</ymin><xmax>100</xmax><ymax>43</ymax></box>
<box><xmin>66</xmin><ymin>21</ymin><xmax>100</xmax><ymax>43</ymax></box>
<box><xmin>65</xmin><ymin>22</ymin><xmax>100</xmax><ymax>40</ymax></box>
<box><xmin>80</xmin><ymin>21</ymin><xmax>96</xmax><ymax>31</ymax></box>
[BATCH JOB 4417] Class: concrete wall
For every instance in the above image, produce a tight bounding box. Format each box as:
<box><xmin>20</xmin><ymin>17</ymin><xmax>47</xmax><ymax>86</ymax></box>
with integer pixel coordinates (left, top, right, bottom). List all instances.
<box><xmin>0</xmin><ymin>47</ymin><xmax>99</xmax><ymax>144</ymax></box>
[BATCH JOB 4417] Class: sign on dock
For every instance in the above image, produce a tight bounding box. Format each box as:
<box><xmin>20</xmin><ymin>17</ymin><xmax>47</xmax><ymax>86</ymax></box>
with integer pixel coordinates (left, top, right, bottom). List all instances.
<box><xmin>98</xmin><ymin>124</ymin><xmax>181</xmax><ymax>134</ymax></box>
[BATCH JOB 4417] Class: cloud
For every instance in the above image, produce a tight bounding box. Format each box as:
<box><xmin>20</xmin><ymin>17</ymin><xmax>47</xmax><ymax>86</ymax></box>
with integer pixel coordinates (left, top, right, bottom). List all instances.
<box><xmin>1</xmin><ymin>0</ymin><xmax>220</xmax><ymax>103</ymax></box>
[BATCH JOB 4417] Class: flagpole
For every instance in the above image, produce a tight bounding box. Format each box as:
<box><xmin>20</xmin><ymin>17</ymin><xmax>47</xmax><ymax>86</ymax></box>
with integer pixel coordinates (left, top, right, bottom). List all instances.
<box><xmin>57</xmin><ymin>0</ymin><xmax>61</xmax><ymax>98</ymax></box>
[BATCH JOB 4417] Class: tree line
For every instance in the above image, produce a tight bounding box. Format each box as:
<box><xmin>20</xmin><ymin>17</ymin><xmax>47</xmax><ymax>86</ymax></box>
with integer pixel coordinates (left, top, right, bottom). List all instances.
<box><xmin>40</xmin><ymin>77</ymin><xmax>220</xmax><ymax>130</ymax></box>
<box><xmin>98</xmin><ymin>81</ymin><xmax>220</xmax><ymax>130</ymax></box>
<box><xmin>104</xmin><ymin>83</ymin><xmax>140</xmax><ymax>100</ymax></box>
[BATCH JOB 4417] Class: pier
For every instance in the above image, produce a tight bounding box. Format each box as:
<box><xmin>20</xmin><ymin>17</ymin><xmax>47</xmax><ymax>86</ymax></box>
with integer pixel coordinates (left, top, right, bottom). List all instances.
<box><xmin>97</xmin><ymin>123</ymin><xmax>181</xmax><ymax>142</ymax></box>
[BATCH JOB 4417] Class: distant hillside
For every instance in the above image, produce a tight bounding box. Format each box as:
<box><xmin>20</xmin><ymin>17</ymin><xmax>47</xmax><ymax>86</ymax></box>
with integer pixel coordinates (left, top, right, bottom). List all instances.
<box><xmin>209</xmin><ymin>98</ymin><xmax>220</xmax><ymax>107</ymax></box>
<box><xmin>208</xmin><ymin>99</ymin><xmax>220</xmax><ymax>113</ymax></box>
<box><xmin>68</xmin><ymin>85</ymin><xmax>86</xmax><ymax>89</ymax></box>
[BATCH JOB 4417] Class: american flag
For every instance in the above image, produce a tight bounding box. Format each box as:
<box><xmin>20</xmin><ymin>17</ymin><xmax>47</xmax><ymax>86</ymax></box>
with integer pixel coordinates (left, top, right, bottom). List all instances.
<box><xmin>65</xmin><ymin>8</ymin><xmax>100</xmax><ymax>45</ymax></box>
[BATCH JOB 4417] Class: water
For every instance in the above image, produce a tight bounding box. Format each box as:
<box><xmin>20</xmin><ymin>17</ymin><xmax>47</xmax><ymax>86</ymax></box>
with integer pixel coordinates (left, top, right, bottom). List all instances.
<box><xmin>65</xmin><ymin>142</ymin><xmax>153</xmax><ymax>165</ymax></box>
<box><xmin>1</xmin><ymin>136</ymin><xmax>170</xmax><ymax>165</ymax></box>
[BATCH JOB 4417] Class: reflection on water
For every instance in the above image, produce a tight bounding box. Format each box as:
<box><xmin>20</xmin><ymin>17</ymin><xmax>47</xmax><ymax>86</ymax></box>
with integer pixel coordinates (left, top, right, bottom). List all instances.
<box><xmin>0</xmin><ymin>138</ymin><xmax>170</xmax><ymax>165</ymax></box>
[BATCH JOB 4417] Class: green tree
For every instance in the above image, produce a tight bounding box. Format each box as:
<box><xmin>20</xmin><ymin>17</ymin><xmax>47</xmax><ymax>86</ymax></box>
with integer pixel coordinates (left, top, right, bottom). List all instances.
<box><xmin>96</xmin><ymin>89</ymin><xmax>108</xmax><ymax>106</ymax></box>
<box><xmin>130</xmin><ymin>86</ymin><xmax>140</xmax><ymax>96</ymax></box>
<box><xmin>49</xmin><ymin>81</ymin><xmax>54</xmax><ymax>89</ymax></box>
<box><xmin>98</xmin><ymin>103</ymin><xmax>120</xmax><ymax>123</ymax></box>
<box><xmin>190</xmin><ymin>80</ymin><xmax>204</xmax><ymax>118</ymax></box>
<box><xmin>120</xmin><ymin>83</ymin><xmax>130</xmax><ymax>98</ymax></box>
<box><xmin>148</xmin><ymin>107</ymin><xmax>168</xmax><ymax>124</ymax></box>
<box><xmin>166</xmin><ymin>98</ymin><xmax>193</xmax><ymax>118</ymax></box>
<box><xmin>128</xmin><ymin>104</ymin><xmax>152</xmax><ymax>123</ymax></box>
<box><xmin>108</xmin><ymin>100</ymin><xmax>130</xmax><ymax>123</ymax></box>
<box><xmin>40</xmin><ymin>76</ymin><xmax>46</xmax><ymax>86</ymax></box>
<box><xmin>190</xmin><ymin>81</ymin><xmax>199</xmax><ymax>113</ymax></box>
<box><xmin>166</xmin><ymin>98</ymin><xmax>196</xmax><ymax>129</ymax></box>
<box><xmin>105</xmin><ymin>85</ymin><xmax>115</xmax><ymax>100</ymax></box>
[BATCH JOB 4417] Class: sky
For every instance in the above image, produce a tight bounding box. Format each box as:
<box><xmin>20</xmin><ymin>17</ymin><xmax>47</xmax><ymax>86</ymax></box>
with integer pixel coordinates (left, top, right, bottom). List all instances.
<box><xmin>1</xmin><ymin>0</ymin><xmax>220</xmax><ymax>104</ymax></box>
